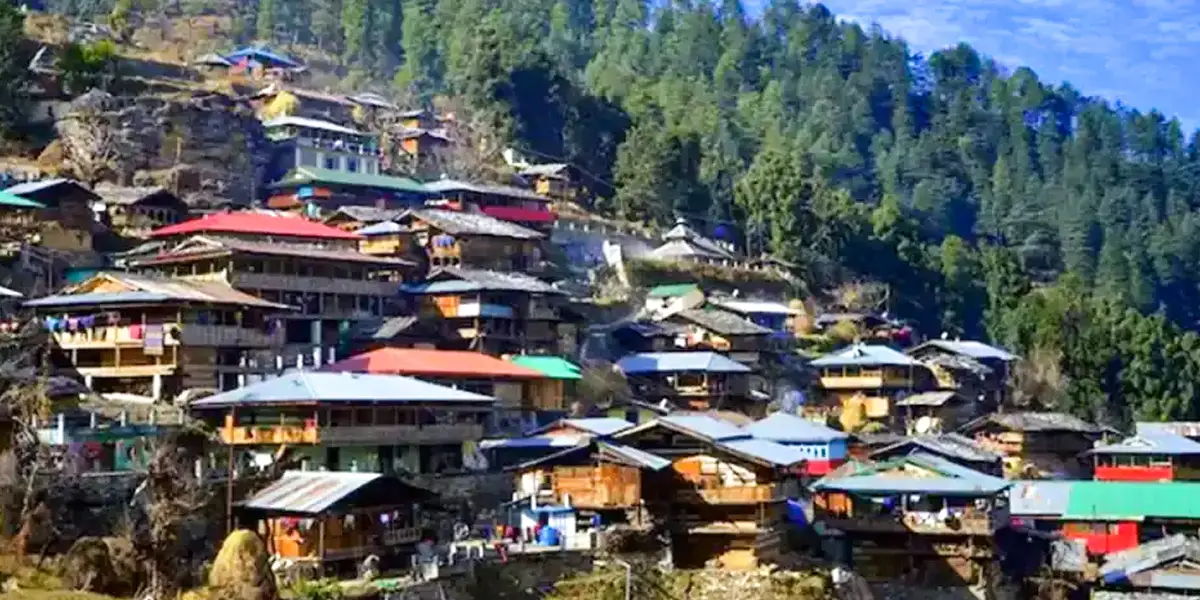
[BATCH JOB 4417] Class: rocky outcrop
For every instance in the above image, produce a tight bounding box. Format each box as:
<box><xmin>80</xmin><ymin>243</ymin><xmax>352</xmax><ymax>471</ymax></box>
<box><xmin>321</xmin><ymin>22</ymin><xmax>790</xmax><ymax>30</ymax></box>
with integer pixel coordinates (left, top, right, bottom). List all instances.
<box><xmin>49</xmin><ymin>90</ymin><xmax>269</xmax><ymax>207</ymax></box>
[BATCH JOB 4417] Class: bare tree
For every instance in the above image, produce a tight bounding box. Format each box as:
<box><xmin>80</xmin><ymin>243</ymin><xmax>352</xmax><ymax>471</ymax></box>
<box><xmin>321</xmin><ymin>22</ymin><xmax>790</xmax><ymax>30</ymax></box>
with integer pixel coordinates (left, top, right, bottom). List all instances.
<box><xmin>829</xmin><ymin>280</ymin><xmax>889</xmax><ymax>315</ymax></box>
<box><xmin>54</xmin><ymin>90</ymin><xmax>135</xmax><ymax>186</ymax></box>
<box><xmin>1008</xmin><ymin>344</ymin><xmax>1065</xmax><ymax>410</ymax></box>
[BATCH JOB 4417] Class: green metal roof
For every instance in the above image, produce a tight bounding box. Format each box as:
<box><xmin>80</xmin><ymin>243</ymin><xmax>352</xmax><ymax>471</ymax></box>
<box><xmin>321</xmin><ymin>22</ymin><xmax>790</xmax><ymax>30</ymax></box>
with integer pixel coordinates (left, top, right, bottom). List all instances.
<box><xmin>269</xmin><ymin>167</ymin><xmax>427</xmax><ymax>194</ymax></box>
<box><xmin>509</xmin><ymin>356</ymin><xmax>582</xmax><ymax>380</ymax></box>
<box><xmin>1063</xmin><ymin>481</ymin><xmax>1200</xmax><ymax>521</ymax></box>
<box><xmin>0</xmin><ymin>190</ymin><xmax>46</xmax><ymax>209</ymax></box>
<box><xmin>647</xmin><ymin>283</ymin><xmax>700</xmax><ymax>298</ymax></box>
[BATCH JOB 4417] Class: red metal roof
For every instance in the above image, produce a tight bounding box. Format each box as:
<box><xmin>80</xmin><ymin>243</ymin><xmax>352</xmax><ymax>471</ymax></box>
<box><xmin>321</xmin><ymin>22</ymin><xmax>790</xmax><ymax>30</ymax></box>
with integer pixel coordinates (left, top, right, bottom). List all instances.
<box><xmin>149</xmin><ymin>212</ymin><xmax>362</xmax><ymax>240</ymax></box>
<box><xmin>322</xmin><ymin>348</ymin><xmax>546</xmax><ymax>379</ymax></box>
<box><xmin>481</xmin><ymin>205</ymin><xmax>557</xmax><ymax>224</ymax></box>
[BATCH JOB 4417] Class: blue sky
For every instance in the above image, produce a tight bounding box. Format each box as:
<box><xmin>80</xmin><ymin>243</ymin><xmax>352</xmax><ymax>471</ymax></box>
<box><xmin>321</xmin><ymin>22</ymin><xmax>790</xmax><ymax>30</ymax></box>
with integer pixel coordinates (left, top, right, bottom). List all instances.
<box><xmin>820</xmin><ymin>0</ymin><xmax>1200</xmax><ymax>131</ymax></box>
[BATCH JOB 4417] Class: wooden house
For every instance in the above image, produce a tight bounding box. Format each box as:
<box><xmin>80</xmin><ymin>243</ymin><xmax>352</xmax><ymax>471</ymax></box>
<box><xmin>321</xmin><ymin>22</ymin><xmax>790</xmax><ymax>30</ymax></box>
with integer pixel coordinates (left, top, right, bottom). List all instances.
<box><xmin>713</xmin><ymin>299</ymin><xmax>802</xmax><ymax>337</ymax></box>
<box><xmin>397</xmin><ymin>109</ymin><xmax>438</xmax><ymax>130</ymax></box>
<box><xmin>742</xmin><ymin>412</ymin><xmax>849</xmax><ymax>476</ymax></box>
<box><xmin>1095</xmin><ymin>534</ymin><xmax>1200</xmax><ymax>598</ymax></box>
<box><xmin>1088</xmin><ymin>430</ymin><xmax>1200</xmax><ymax>482</ymax></box>
<box><xmin>189</xmin><ymin>371</ymin><xmax>496</xmax><ymax>474</ymax></box>
<box><xmin>357</xmin><ymin>208</ymin><xmax>545</xmax><ymax>272</ymax></box>
<box><xmin>0</xmin><ymin>190</ymin><xmax>46</xmax><ymax>246</ymax></box>
<box><xmin>906</xmin><ymin>339</ymin><xmax>1018</xmax><ymax>409</ymax></box>
<box><xmin>507</xmin><ymin>355</ymin><xmax>583</xmax><ymax>415</ymax></box>
<box><xmin>810</xmin><ymin>453</ymin><xmax>1011</xmax><ymax>590</ymax></box>
<box><xmin>660</xmin><ymin>307</ymin><xmax>772</xmax><ymax>367</ymax></box>
<box><xmin>612</xmin><ymin>415</ymin><xmax>806</xmax><ymax>569</ymax></box>
<box><xmin>148</xmin><ymin>211</ymin><xmax>365</xmax><ymax>248</ymax></box>
<box><xmin>93</xmin><ymin>185</ymin><xmax>188</xmax><ymax>238</ymax></box>
<box><xmin>394</xmin><ymin>127</ymin><xmax>452</xmax><ymax>164</ymax></box>
<box><xmin>607</xmin><ymin>320</ymin><xmax>689</xmax><ymax>354</ymax></box>
<box><xmin>399</xmin><ymin>267</ymin><xmax>574</xmax><ymax>355</ymax></box>
<box><xmin>25</xmin><ymin>272</ymin><xmax>290</xmax><ymax>400</ymax></box>
<box><xmin>423</xmin><ymin>179</ymin><xmax>555</xmax><ymax>232</ymax></box>
<box><xmin>893</xmin><ymin>390</ymin><xmax>975</xmax><ymax>435</ymax></box>
<box><xmin>615</xmin><ymin>351</ymin><xmax>754</xmax><ymax>413</ymax></box>
<box><xmin>3</xmin><ymin>178</ymin><xmax>101</xmax><ymax>253</ymax></box>
<box><xmin>132</xmin><ymin>234</ymin><xmax>414</xmax><ymax>370</ymax></box>
<box><xmin>517</xmin><ymin>163</ymin><xmax>581</xmax><ymax>201</ymax></box>
<box><xmin>869</xmin><ymin>433</ymin><xmax>1003</xmax><ymax>477</ymax></box>
<box><xmin>809</xmin><ymin>344</ymin><xmax>930</xmax><ymax>427</ymax></box>
<box><xmin>482</xmin><ymin>417</ymin><xmax>633</xmax><ymax>468</ymax></box>
<box><xmin>646</xmin><ymin>219</ymin><xmax>738</xmax><ymax>266</ymax></box>
<box><xmin>251</xmin><ymin>84</ymin><xmax>357</xmax><ymax>123</ymax></box>
<box><xmin>267</xmin><ymin>167</ymin><xmax>427</xmax><ymax>215</ymax></box>
<box><xmin>959</xmin><ymin>412</ymin><xmax>1102</xmax><ymax>479</ymax></box>
<box><xmin>643</xmin><ymin>283</ymin><xmax>705</xmax><ymax>317</ymax></box>
<box><xmin>322</xmin><ymin>206</ymin><xmax>406</xmax><ymax>233</ymax></box>
<box><xmin>236</xmin><ymin>470</ymin><xmax>436</xmax><ymax>569</ymax></box>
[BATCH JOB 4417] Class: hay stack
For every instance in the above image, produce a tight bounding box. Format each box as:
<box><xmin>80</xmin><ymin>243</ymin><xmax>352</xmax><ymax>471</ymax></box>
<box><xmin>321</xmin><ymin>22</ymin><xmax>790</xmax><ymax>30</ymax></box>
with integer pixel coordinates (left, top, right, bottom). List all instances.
<box><xmin>62</xmin><ymin>536</ymin><xmax>140</xmax><ymax>595</ymax></box>
<box><xmin>208</xmin><ymin>529</ymin><xmax>278</xmax><ymax>600</ymax></box>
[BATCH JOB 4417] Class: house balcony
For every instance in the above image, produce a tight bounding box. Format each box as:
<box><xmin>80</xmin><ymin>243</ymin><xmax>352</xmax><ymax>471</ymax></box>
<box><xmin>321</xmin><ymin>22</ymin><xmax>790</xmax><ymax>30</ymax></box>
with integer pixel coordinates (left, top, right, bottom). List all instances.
<box><xmin>52</xmin><ymin>325</ymin><xmax>182</xmax><ymax>350</ymax></box>
<box><xmin>675</xmin><ymin>485</ymin><xmax>775</xmax><ymax>505</ymax></box>
<box><xmin>219</xmin><ymin>423</ymin><xmax>484</xmax><ymax>446</ymax></box>
<box><xmin>818</xmin><ymin>374</ymin><xmax>912</xmax><ymax>390</ymax></box>
<box><xmin>230</xmin><ymin>272</ymin><xmax>397</xmax><ymax>296</ymax></box>
<box><xmin>179</xmin><ymin>325</ymin><xmax>283</xmax><ymax>348</ymax></box>
<box><xmin>819</xmin><ymin>508</ymin><xmax>1007</xmax><ymax>536</ymax></box>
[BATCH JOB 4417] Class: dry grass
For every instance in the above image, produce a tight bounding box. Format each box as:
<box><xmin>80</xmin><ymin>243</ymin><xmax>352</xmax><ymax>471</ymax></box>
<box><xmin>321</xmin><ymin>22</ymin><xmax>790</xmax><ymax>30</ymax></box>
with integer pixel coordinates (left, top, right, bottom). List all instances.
<box><xmin>5</xmin><ymin>591</ymin><xmax>122</xmax><ymax>600</ymax></box>
<box><xmin>0</xmin><ymin>550</ymin><xmax>65</xmax><ymax>590</ymax></box>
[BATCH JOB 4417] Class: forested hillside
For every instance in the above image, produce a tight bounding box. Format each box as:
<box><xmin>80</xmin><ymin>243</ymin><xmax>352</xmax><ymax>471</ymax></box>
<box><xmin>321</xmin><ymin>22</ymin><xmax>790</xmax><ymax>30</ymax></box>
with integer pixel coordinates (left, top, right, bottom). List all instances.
<box><xmin>27</xmin><ymin>0</ymin><xmax>1200</xmax><ymax>425</ymax></box>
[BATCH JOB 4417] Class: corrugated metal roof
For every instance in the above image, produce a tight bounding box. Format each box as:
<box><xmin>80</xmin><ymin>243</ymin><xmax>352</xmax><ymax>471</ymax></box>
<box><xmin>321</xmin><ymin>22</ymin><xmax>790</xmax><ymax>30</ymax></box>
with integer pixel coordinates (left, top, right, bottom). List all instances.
<box><xmin>617</xmin><ymin>414</ymin><xmax>748</xmax><ymax>442</ymax></box>
<box><xmin>327</xmin><ymin>206</ymin><xmax>407</xmax><ymax>224</ymax></box>
<box><xmin>647</xmin><ymin>283</ymin><xmax>701</xmax><ymax>298</ymax></box>
<box><xmin>424</xmin><ymin>178</ymin><xmax>549</xmax><ymax>202</ymax></box>
<box><xmin>554</xmin><ymin>418</ymin><xmax>633</xmax><ymax>436</ymax></box>
<box><xmin>400</xmin><ymin>267</ymin><xmax>561</xmax><ymax>295</ymax></box>
<box><xmin>508</xmin><ymin>356</ymin><xmax>582</xmax><ymax>380</ymax></box>
<box><xmin>518</xmin><ymin>164</ymin><xmax>570</xmax><ymax>178</ymax></box>
<box><xmin>962</xmin><ymin>412</ymin><xmax>1100</xmax><ymax>434</ymax></box>
<box><xmin>914</xmin><ymin>340</ymin><xmax>1018</xmax><ymax>361</ymax></box>
<box><xmin>149</xmin><ymin>211</ymin><xmax>362</xmax><ymax>240</ymax></box>
<box><xmin>616</xmin><ymin>351</ymin><xmax>752</xmax><ymax>374</ymax></box>
<box><xmin>719</xmin><ymin>438</ymin><xmax>806</xmax><ymax>467</ymax></box>
<box><xmin>810</xmin><ymin>343</ymin><xmax>918</xmax><ymax>367</ymax></box>
<box><xmin>670</xmin><ymin>308</ymin><xmax>772</xmax><ymax>336</ymax></box>
<box><xmin>263</xmin><ymin>116</ymin><xmax>368</xmax><ymax>136</ymax></box>
<box><xmin>510</xmin><ymin>439</ymin><xmax>671</xmax><ymax>471</ymax></box>
<box><xmin>322</xmin><ymin>347</ymin><xmax>544</xmax><ymax>379</ymax></box>
<box><xmin>189</xmin><ymin>371</ymin><xmax>496</xmax><ymax>408</ymax></box>
<box><xmin>811</xmin><ymin>453</ymin><xmax>1010</xmax><ymax>496</ymax></box>
<box><xmin>0</xmin><ymin>190</ymin><xmax>46</xmax><ymax>209</ymax></box>
<box><xmin>872</xmin><ymin>433</ymin><xmax>1001</xmax><ymax>464</ymax></box>
<box><xmin>272</xmin><ymin>167</ymin><xmax>427</xmax><ymax>194</ymax></box>
<box><xmin>743</xmin><ymin>412</ymin><xmax>848</xmax><ymax>443</ymax></box>
<box><xmin>1064</xmin><ymin>482</ymin><xmax>1200</xmax><ymax>521</ymax></box>
<box><xmin>403</xmin><ymin>208</ymin><xmax>544</xmax><ymax>240</ymax></box>
<box><xmin>135</xmin><ymin>235</ymin><xmax>413</xmax><ymax>267</ymax></box>
<box><xmin>1009</xmin><ymin>480</ymin><xmax>1074</xmax><ymax>517</ymax></box>
<box><xmin>1089</xmin><ymin>431</ymin><xmax>1200</xmax><ymax>455</ymax></box>
<box><xmin>4</xmin><ymin>178</ymin><xmax>90</xmax><ymax>198</ymax></box>
<box><xmin>239</xmin><ymin>471</ymin><xmax>380</xmax><ymax>514</ymax></box>
<box><xmin>480</xmin><ymin>435</ymin><xmax>583</xmax><ymax>449</ymax></box>
<box><xmin>1137</xmin><ymin>422</ymin><xmax>1200</xmax><ymax>438</ymax></box>
<box><xmin>715</xmin><ymin>300</ymin><xmax>798</xmax><ymax>316</ymax></box>
<box><xmin>1100</xmin><ymin>533</ymin><xmax>1195</xmax><ymax>578</ymax></box>
<box><xmin>894</xmin><ymin>391</ymin><xmax>960</xmax><ymax>407</ymax></box>
<box><xmin>24</xmin><ymin>272</ymin><xmax>291</xmax><ymax>310</ymax></box>
<box><xmin>356</xmin><ymin>221</ymin><xmax>406</xmax><ymax>236</ymax></box>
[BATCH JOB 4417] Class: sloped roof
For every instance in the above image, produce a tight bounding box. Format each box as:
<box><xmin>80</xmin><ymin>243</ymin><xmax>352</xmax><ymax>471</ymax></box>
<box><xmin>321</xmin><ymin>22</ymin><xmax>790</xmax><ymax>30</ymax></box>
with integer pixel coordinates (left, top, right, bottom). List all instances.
<box><xmin>0</xmin><ymin>190</ymin><xmax>46</xmax><ymax>209</ymax></box>
<box><xmin>263</xmin><ymin>115</ymin><xmax>369</xmax><ymax>136</ymax></box>
<box><xmin>811</xmin><ymin>453</ymin><xmax>1010</xmax><ymax>496</ymax></box>
<box><xmin>348</xmin><ymin>92</ymin><xmax>397</xmax><ymax>109</ymax></box>
<box><xmin>1009</xmin><ymin>480</ymin><xmax>1074</xmax><ymax>517</ymax></box>
<box><xmin>894</xmin><ymin>391</ymin><xmax>961</xmax><ymax>407</ymax></box>
<box><xmin>93</xmin><ymin>184</ymin><xmax>185</xmax><ymax>208</ymax></box>
<box><xmin>1099</xmin><ymin>534</ymin><xmax>1200</xmax><ymax>580</ymax></box>
<box><xmin>719</xmin><ymin>438</ymin><xmax>807</xmax><ymax>467</ymax></box>
<box><xmin>911</xmin><ymin>339</ymin><xmax>1018</xmax><ymax>361</ymax></box>
<box><xmin>616</xmin><ymin>351</ymin><xmax>751</xmax><ymax>374</ymax></box>
<box><xmin>225</xmin><ymin>46</ymin><xmax>301</xmax><ymax>68</ymax></box>
<box><xmin>518</xmin><ymin>163</ymin><xmax>570</xmax><ymax>178</ymax></box>
<box><xmin>355</xmin><ymin>221</ymin><xmax>407</xmax><ymax>236</ymax></box>
<box><xmin>960</xmin><ymin>412</ymin><xmax>1100</xmax><ymax>435</ymax></box>
<box><xmin>325</xmin><ymin>206</ymin><xmax>407</xmax><ymax>224</ymax></box>
<box><xmin>400</xmin><ymin>267</ymin><xmax>560</xmax><ymax>295</ymax></box>
<box><xmin>1064</xmin><ymin>482</ymin><xmax>1200</xmax><ymax>521</ymax></box>
<box><xmin>348</xmin><ymin>316</ymin><xmax>421</xmax><ymax>341</ymax></box>
<box><xmin>238</xmin><ymin>470</ymin><xmax>434</xmax><ymax>515</ymax></box>
<box><xmin>24</xmin><ymin>272</ymin><xmax>290</xmax><ymax>310</ymax></box>
<box><xmin>149</xmin><ymin>211</ymin><xmax>361</xmax><ymax>240</ymax></box>
<box><xmin>402</xmin><ymin>208</ymin><xmax>544</xmax><ymax>240</ymax></box>
<box><xmin>189</xmin><ymin>371</ymin><xmax>495</xmax><ymax>408</ymax></box>
<box><xmin>508</xmin><ymin>356</ymin><xmax>582</xmax><ymax>380</ymax></box>
<box><xmin>511</xmin><ymin>439</ymin><xmax>672</xmax><ymax>472</ymax></box>
<box><xmin>424</xmin><ymin>178</ymin><xmax>549</xmax><ymax>202</ymax></box>
<box><xmin>322</xmin><ymin>347</ymin><xmax>545</xmax><ymax>380</ymax></box>
<box><xmin>531</xmin><ymin>417</ymin><xmax>633</xmax><ymax>437</ymax></box>
<box><xmin>810</xmin><ymin>343</ymin><xmax>919</xmax><ymax>367</ymax></box>
<box><xmin>134</xmin><ymin>236</ymin><xmax>413</xmax><ymax>267</ymax></box>
<box><xmin>1088</xmin><ymin>430</ymin><xmax>1200</xmax><ymax>456</ymax></box>
<box><xmin>671</xmin><ymin>308</ymin><xmax>772</xmax><ymax>337</ymax></box>
<box><xmin>647</xmin><ymin>283</ymin><xmax>701</xmax><ymax>298</ymax></box>
<box><xmin>618</xmin><ymin>414</ymin><xmax>747</xmax><ymax>442</ymax></box>
<box><xmin>648</xmin><ymin>239</ymin><xmax>734</xmax><ymax>261</ymax></box>
<box><xmin>271</xmin><ymin>167</ymin><xmax>427</xmax><ymax>194</ymax></box>
<box><xmin>716</xmin><ymin>299</ymin><xmax>799</xmax><ymax>316</ymax></box>
<box><xmin>1137</xmin><ymin>422</ymin><xmax>1200</xmax><ymax>438</ymax></box>
<box><xmin>743</xmin><ymin>412</ymin><xmax>848</xmax><ymax>444</ymax></box>
<box><xmin>872</xmin><ymin>433</ymin><xmax>1002</xmax><ymax>464</ymax></box>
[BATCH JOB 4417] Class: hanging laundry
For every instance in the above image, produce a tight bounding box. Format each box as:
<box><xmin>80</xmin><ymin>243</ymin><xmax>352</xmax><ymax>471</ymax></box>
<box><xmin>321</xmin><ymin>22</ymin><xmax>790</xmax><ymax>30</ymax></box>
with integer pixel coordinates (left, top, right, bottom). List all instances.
<box><xmin>129</xmin><ymin>324</ymin><xmax>144</xmax><ymax>339</ymax></box>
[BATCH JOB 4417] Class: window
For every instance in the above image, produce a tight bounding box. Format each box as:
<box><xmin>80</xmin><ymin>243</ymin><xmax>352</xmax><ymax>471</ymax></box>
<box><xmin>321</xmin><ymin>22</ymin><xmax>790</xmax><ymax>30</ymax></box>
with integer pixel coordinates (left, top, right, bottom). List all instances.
<box><xmin>299</xmin><ymin>148</ymin><xmax>319</xmax><ymax>167</ymax></box>
<box><xmin>325</xmin><ymin>156</ymin><xmax>338</xmax><ymax>170</ymax></box>
<box><xmin>347</xmin><ymin>157</ymin><xmax>359</xmax><ymax>173</ymax></box>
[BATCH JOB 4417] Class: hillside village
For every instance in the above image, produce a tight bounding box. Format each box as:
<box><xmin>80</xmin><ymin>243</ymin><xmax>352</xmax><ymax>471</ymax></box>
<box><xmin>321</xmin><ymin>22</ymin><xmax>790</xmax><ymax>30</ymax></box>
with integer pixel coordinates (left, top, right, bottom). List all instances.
<box><xmin>4</xmin><ymin>4</ymin><xmax>1200</xmax><ymax>600</ymax></box>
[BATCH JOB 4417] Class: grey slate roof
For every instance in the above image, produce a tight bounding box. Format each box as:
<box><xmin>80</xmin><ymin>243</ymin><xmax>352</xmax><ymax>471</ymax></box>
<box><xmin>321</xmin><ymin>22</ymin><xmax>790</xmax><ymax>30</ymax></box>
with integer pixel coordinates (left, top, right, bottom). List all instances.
<box><xmin>961</xmin><ymin>412</ymin><xmax>1100</xmax><ymax>434</ymax></box>
<box><xmin>511</xmin><ymin>439</ymin><xmax>671</xmax><ymax>472</ymax></box>
<box><xmin>1008</xmin><ymin>480</ymin><xmax>1074</xmax><ymax>517</ymax></box>
<box><xmin>872</xmin><ymin>433</ymin><xmax>1002</xmax><ymax>464</ymax></box>
<box><xmin>918</xmin><ymin>352</ymin><xmax>992</xmax><ymax>376</ymax></box>
<box><xmin>616</xmin><ymin>351</ymin><xmax>752</xmax><ymax>374</ymax></box>
<box><xmin>328</xmin><ymin>205</ymin><xmax>407</xmax><ymax>224</ymax></box>
<box><xmin>94</xmin><ymin>184</ymin><xmax>184</xmax><ymax>207</ymax></box>
<box><xmin>423</xmin><ymin>178</ymin><xmax>549</xmax><ymax>202</ymax></box>
<box><xmin>400</xmin><ymin>267</ymin><xmax>561</xmax><ymax>295</ymax></box>
<box><xmin>349</xmin><ymin>316</ymin><xmax>421</xmax><ymax>341</ymax></box>
<box><xmin>811</xmin><ymin>452</ymin><xmax>1011</xmax><ymax>496</ymax></box>
<box><xmin>670</xmin><ymin>308</ymin><xmax>772</xmax><ymax>337</ymax></box>
<box><xmin>743</xmin><ymin>412</ymin><xmax>848</xmax><ymax>443</ymax></box>
<box><xmin>810</xmin><ymin>343</ymin><xmax>919</xmax><ymax>367</ymax></box>
<box><xmin>189</xmin><ymin>371</ymin><xmax>496</xmax><ymax>408</ymax></box>
<box><xmin>1088</xmin><ymin>430</ymin><xmax>1200</xmax><ymax>455</ymax></box>
<box><xmin>913</xmin><ymin>339</ymin><xmax>1018</xmax><ymax>361</ymax></box>
<box><xmin>403</xmin><ymin>208</ymin><xmax>544</xmax><ymax>239</ymax></box>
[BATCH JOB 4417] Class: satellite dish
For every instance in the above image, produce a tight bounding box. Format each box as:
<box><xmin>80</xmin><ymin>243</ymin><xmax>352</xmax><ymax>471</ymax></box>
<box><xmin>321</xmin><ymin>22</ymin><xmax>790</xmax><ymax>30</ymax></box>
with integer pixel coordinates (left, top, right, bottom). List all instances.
<box><xmin>915</xmin><ymin>415</ymin><xmax>933</xmax><ymax>434</ymax></box>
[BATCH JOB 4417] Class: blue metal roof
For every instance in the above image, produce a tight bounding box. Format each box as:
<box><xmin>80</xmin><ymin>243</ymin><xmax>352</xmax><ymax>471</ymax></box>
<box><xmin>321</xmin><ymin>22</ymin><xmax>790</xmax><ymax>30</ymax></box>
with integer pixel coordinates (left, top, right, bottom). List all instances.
<box><xmin>719</xmin><ymin>438</ymin><xmax>807</xmax><ymax>467</ymax></box>
<box><xmin>917</xmin><ymin>339</ymin><xmax>1017</xmax><ymax>361</ymax></box>
<box><xmin>1009</xmin><ymin>480</ymin><xmax>1073</xmax><ymax>517</ymax></box>
<box><xmin>658</xmin><ymin>414</ymin><xmax>748</xmax><ymax>440</ymax></box>
<box><xmin>554</xmin><ymin>418</ymin><xmax>633</xmax><ymax>437</ymax></box>
<box><xmin>225</xmin><ymin>46</ymin><xmax>301</xmax><ymax>68</ymax></box>
<box><xmin>810</xmin><ymin>343</ymin><xmax>918</xmax><ymax>367</ymax></box>
<box><xmin>189</xmin><ymin>371</ymin><xmax>496</xmax><ymax>408</ymax></box>
<box><xmin>3</xmin><ymin>178</ymin><xmax>74</xmax><ymax>196</ymax></box>
<box><xmin>743</xmin><ymin>412</ymin><xmax>848</xmax><ymax>443</ymax></box>
<box><xmin>356</xmin><ymin>221</ymin><xmax>404</xmax><ymax>236</ymax></box>
<box><xmin>1088</xmin><ymin>430</ymin><xmax>1200</xmax><ymax>455</ymax></box>
<box><xmin>616</xmin><ymin>351</ymin><xmax>751</xmax><ymax>374</ymax></box>
<box><xmin>811</xmin><ymin>452</ymin><xmax>1010</xmax><ymax>496</ymax></box>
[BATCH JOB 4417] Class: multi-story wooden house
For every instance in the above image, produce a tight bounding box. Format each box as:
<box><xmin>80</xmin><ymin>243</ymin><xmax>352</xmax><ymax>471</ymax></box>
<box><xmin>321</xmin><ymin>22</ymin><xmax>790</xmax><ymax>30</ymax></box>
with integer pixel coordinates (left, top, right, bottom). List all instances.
<box><xmin>131</xmin><ymin>234</ymin><xmax>414</xmax><ymax>371</ymax></box>
<box><xmin>517</xmin><ymin>163</ymin><xmax>580</xmax><ymax>201</ymax></box>
<box><xmin>1088</xmin><ymin>429</ymin><xmax>1200</xmax><ymax>482</ymax></box>
<box><xmin>322</xmin><ymin>206</ymin><xmax>406</xmax><ymax>233</ymax></box>
<box><xmin>251</xmin><ymin>84</ymin><xmax>357</xmax><ymax>123</ymax></box>
<box><xmin>809</xmin><ymin>344</ymin><xmax>929</xmax><ymax>426</ymax></box>
<box><xmin>4</xmin><ymin>178</ymin><xmax>101</xmax><ymax>254</ymax></box>
<box><xmin>615</xmin><ymin>351</ymin><xmax>754</xmax><ymax>413</ymax></box>
<box><xmin>93</xmin><ymin>185</ymin><xmax>188</xmax><ymax>239</ymax></box>
<box><xmin>26</xmin><ymin>272</ymin><xmax>290</xmax><ymax>399</ymax></box>
<box><xmin>612</xmin><ymin>415</ymin><xmax>806</xmax><ymax>569</ymax></box>
<box><xmin>742</xmin><ymin>412</ymin><xmax>849</xmax><ymax>476</ymax></box>
<box><xmin>264</xmin><ymin>116</ymin><xmax>383</xmax><ymax>180</ymax></box>
<box><xmin>148</xmin><ymin>210</ymin><xmax>365</xmax><ymax>247</ymax></box>
<box><xmin>810</xmin><ymin>453</ymin><xmax>1011</xmax><ymax>590</ymax></box>
<box><xmin>959</xmin><ymin>412</ymin><xmax>1103</xmax><ymax>479</ymax></box>
<box><xmin>869</xmin><ymin>433</ymin><xmax>1004</xmax><ymax>477</ymax></box>
<box><xmin>267</xmin><ymin>167</ymin><xmax>427</xmax><ymax>215</ymax></box>
<box><xmin>906</xmin><ymin>340</ymin><xmax>1018</xmax><ymax>409</ymax></box>
<box><xmin>189</xmin><ymin>371</ymin><xmax>496</xmax><ymax>474</ymax></box>
<box><xmin>893</xmin><ymin>390</ymin><xmax>976</xmax><ymax>435</ymax></box>
<box><xmin>399</xmin><ymin>267</ymin><xmax>574</xmax><ymax>355</ymax></box>
<box><xmin>356</xmin><ymin>208</ymin><xmax>545</xmax><ymax>272</ymax></box>
<box><xmin>659</xmin><ymin>307</ymin><xmax>772</xmax><ymax>367</ymax></box>
<box><xmin>423</xmin><ymin>179</ymin><xmax>555</xmax><ymax>232</ymax></box>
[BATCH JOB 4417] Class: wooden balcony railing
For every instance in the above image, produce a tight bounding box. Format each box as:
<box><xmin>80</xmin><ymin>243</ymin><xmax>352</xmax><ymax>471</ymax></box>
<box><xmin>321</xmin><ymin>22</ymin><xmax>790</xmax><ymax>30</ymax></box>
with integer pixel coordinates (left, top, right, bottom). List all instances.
<box><xmin>53</xmin><ymin>325</ymin><xmax>181</xmax><ymax>349</ymax></box>
<box><xmin>819</xmin><ymin>508</ymin><xmax>1007</xmax><ymax>536</ymax></box>
<box><xmin>179</xmin><ymin>325</ymin><xmax>282</xmax><ymax>348</ymax></box>
<box><xmin>230</xmin><ymin>272</ymin><xmax>397</xmax><ymax>296</ymax></box>
<box><xmin>675</xmin><ymin>485</ymin><xmax>775</xmax><ymax>505</ymax></box>
<box><xmin>220</xmin><ymin>423</ymin><xmax>483</xmax><ymax>446</ymax></box>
